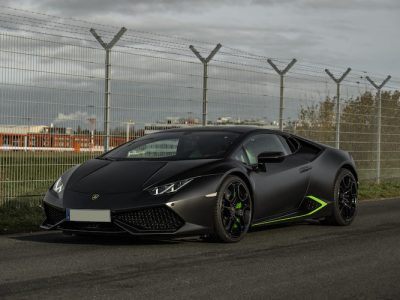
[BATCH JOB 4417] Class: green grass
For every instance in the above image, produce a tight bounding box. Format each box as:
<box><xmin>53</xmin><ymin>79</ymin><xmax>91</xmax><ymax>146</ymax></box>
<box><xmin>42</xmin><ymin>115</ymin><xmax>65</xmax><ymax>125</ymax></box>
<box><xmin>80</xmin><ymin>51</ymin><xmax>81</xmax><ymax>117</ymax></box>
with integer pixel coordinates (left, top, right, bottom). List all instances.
<box><xmin>0</xmin><ymin>152</ymin><xmax>95</xmax><ymax>234</ymax></box>
<box><xmin>359</xmin><ymin>181</ymin><xmax>400</xmax><ymax>200</ymax></box>
<box><xmin>0</xmin><ymin>200</ymin><xmax>44</xmax><ymax>234</ymax></box>
<box><xmin>1</xmin><ymin>151</ymin><xmax>96</xmax><ymax>204</ymax></box>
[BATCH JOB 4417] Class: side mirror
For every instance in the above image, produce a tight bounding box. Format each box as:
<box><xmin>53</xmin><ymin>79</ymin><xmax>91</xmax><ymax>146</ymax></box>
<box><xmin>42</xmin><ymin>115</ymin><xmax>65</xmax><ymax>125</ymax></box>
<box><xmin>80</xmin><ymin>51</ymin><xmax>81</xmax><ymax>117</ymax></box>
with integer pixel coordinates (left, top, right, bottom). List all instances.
<box><xmin>257</xmin><ymin>151</ymin><xmax>285</xmax><ymax>164</ymax></box>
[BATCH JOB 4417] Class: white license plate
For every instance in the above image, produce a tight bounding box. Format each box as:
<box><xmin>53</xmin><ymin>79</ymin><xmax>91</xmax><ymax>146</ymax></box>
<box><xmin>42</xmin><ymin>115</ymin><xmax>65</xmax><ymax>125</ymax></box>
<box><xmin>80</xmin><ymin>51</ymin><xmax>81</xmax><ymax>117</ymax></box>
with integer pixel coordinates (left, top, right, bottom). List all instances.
<box><xmin>67</xmin><ymin>209</ymin><xmax>111</xmax><ymax>222</ymax></box>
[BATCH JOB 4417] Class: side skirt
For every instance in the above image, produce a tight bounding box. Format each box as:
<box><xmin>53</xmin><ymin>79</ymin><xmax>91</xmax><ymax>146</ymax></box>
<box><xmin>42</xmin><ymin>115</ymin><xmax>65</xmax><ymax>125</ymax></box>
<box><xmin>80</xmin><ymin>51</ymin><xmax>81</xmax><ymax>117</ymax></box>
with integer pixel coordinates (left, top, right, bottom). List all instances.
<box><xmin>251</xmin><ymin>195</ymin><xmax>329</xmax><ymax>227</ymax></box>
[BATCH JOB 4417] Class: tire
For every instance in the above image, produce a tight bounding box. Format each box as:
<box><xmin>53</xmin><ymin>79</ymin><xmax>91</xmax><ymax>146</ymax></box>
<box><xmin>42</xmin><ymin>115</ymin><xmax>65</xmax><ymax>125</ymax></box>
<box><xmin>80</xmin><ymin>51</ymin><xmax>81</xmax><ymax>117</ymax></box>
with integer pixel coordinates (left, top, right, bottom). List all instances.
<box><xmin>210</xmin><ymin>175</ymin><xmax>252</xmax><ymax>243</ymax></box>
<box><xmin>324</xmin><ymin>168</ymin><xmax>358</xmax><ymax>226</ymax></box>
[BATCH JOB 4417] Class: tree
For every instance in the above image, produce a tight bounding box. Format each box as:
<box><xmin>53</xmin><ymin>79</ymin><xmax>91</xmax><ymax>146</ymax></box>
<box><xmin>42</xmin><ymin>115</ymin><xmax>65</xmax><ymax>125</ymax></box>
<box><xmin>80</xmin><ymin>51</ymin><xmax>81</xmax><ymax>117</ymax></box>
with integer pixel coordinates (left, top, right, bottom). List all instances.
<box><xmin>295</xmin><ymin>90</ymin><xmax>400</xmax><ymax>181</ymax></box>
<box><xmin>295</xmin><ymin>96</ymin><xmax>336</xmax><ymax>146</ymax></box>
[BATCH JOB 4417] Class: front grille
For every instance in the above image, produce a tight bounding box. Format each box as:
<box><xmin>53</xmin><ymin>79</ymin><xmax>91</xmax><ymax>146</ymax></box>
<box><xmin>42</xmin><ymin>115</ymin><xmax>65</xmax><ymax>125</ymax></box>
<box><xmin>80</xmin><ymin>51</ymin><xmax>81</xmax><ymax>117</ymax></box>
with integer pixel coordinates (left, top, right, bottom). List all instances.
<box><xmin>113</xmin><ymin>206</ymin><xmax>184</xmax><ymax>232</ymax></box>
<box><xmin>44</xmin><ymin>203</ymin><xmax>66</xmax><ymax>225</ymax></box>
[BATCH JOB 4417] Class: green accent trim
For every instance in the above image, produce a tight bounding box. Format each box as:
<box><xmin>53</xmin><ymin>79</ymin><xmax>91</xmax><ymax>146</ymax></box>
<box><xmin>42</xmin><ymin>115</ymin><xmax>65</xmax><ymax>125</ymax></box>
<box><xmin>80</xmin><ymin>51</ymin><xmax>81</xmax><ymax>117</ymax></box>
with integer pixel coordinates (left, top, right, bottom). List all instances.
<box><xmin>251</xmin><ymin>195</ymin><xmax>328</xmax><ymax>227</ymax></box>
<box><xmin>235</xmin><ymin>202</ymin><xmax>242</xmax><ymax>209</ymax></box>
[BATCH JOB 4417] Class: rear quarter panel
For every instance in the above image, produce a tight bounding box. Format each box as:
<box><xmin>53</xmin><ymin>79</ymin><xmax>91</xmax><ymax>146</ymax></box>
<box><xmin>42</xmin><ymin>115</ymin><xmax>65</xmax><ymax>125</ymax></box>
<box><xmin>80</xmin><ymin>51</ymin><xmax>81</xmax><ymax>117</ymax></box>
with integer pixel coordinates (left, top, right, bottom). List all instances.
<box><xmin>307</xmin><ymin>147</ymin><xmax>357</xmax><ymax>203</ymax></box>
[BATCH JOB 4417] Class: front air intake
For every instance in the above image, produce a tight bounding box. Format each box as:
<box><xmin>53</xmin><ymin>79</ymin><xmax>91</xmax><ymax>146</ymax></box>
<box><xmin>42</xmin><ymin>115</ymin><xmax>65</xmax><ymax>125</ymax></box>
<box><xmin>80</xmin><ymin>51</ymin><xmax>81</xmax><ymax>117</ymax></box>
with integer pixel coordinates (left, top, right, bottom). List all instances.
<box><xmin>113</xmin><ymin>206</ymin><xmax>184</xmax><ymax>232</ymax></box>
<box><xmin>44</xmin><ymin>203</ymin><xmax>66</xmax><ymax>225</ymax></box>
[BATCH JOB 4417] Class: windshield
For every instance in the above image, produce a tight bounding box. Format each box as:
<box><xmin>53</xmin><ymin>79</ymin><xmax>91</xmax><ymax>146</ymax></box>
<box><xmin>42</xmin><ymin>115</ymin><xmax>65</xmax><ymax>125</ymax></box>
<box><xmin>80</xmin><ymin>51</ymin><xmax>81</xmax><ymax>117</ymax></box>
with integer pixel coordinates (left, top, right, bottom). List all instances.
<box><xmin>102</xmin><ymin>131</ymin><xmax>240</xmax><ymax>160</ymax></box>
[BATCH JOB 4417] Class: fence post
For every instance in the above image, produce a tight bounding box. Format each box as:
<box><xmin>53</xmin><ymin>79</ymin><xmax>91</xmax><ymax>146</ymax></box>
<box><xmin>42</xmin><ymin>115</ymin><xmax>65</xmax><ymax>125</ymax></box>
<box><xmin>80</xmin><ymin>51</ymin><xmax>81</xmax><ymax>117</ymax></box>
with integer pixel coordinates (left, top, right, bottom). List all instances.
<box><xmin>267</xmin><ymin>59</ymin><xmax>297</xmax><ymax>131</ymax></box>
<box><xmin>189</xmin><ymin>44</ymin><xmax>222</xmax><ymax>126</ymax></box>
<box><xmin>366</xmin><ymin>75</ymin><xmax>391</xmax><ymax>184</ymax></box>
<box><xmin>325</xmin><ymin>68</ymin><xmax>351</xmax><ymax>149</ymax></box>
<box><xmin>126</xmin><ymin>120</ymin><xmax>134</xmax><ymax>142</ymax></box>
<box><xmin>90</xmin><ymin>27</ymin><xmax>127</xmax><ymax>152</ymax></box>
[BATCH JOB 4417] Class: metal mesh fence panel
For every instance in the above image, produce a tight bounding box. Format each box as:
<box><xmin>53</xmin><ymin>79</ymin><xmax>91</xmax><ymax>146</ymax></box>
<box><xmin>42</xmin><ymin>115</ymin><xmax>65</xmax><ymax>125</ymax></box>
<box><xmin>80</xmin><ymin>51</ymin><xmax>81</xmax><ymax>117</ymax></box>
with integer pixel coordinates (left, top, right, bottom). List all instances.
<box><xmin>0</xmin><ymin>7</ymin><xmax>399</xmax><ymax>205</ymax></box>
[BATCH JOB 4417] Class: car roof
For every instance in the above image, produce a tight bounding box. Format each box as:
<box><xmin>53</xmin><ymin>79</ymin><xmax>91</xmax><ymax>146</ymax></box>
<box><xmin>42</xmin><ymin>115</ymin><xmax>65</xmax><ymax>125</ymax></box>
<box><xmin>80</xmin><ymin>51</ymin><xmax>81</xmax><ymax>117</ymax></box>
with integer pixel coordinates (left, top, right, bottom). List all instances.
<box><xmin>159</xmin><ymin>126</ymin><xmax>281</xmax><ymax>135</ymax></box>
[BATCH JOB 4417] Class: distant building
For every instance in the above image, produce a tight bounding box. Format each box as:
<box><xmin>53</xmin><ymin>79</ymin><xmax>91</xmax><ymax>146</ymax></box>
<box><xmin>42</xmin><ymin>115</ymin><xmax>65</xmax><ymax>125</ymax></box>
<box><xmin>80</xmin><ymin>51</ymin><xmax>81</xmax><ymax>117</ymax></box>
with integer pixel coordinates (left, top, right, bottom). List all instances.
<box><xmin>0</xmin><ymin>124</ymin><xmax>122</xmax><ymax>151</ymax></box>
<box><xmin>215</xmin><ymin>117</ymin><xmax>280</xmax><ymax>129</ymax></box>
<box><xmin>0</xmin><ymin>125</ymin><xmax>73</xmax><ymax>135</ymax></box>
<box><xmin>144</xmin><ymin>116</ymin><xmax>281</xmax><ymax>135</ymax></box>
<box><xmin>144</xmin><ymin>117</ymin><xmax>201</xmax><ymax>134</ymax></box>
<box><xmin>0</xmin><ymin>124</ymin><xmax>48</xmax><ymax>135</ymax></box>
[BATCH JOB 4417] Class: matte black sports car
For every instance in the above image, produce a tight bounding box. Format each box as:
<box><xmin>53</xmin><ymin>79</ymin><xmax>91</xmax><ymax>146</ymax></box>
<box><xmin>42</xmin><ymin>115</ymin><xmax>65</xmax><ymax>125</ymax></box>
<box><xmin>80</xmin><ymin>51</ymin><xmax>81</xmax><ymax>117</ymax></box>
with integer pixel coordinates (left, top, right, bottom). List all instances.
<box><xmin>42</xmin><ymin>127</ymin><xmax>358</xmax><ymax>242</ymax></box>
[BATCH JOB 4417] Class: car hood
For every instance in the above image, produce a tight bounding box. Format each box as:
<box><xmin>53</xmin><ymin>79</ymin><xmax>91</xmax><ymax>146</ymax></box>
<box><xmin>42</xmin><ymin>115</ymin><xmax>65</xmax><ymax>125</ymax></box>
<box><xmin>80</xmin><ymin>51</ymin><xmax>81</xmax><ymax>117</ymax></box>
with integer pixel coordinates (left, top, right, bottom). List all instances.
<box><xmin>66</xmin><ymin>158</ymin><xmax>220</xmax><ymax>194</ymax></box>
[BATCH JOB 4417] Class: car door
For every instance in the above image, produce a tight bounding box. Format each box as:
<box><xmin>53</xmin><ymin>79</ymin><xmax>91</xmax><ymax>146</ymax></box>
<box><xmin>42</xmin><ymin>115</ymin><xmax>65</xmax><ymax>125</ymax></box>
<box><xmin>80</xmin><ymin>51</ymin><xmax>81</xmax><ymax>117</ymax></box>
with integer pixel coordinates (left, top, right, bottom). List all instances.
<box><xmin>241</xmin><ymin>133</ymin><xmax>312</xmax><ymax>221</ymax></box>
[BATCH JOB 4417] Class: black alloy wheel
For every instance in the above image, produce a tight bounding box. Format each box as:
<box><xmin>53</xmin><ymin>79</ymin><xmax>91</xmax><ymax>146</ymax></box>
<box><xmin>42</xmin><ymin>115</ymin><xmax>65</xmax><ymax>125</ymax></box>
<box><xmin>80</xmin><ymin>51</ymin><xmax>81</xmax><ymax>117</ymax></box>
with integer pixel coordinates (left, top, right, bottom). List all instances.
<box><xmin>324</xmin><ymin>168</ymin><xmax>358</xmax><ymax>226</ymax></box>
<box><xmin>211</xmin><ymin>175</ymin><xmax>252</xmax><ymax>242</ymax></box>
<box><xmin>338</xmin><ymin>173</ymin><xmax>357</xmax><ymax>221</ymax></box>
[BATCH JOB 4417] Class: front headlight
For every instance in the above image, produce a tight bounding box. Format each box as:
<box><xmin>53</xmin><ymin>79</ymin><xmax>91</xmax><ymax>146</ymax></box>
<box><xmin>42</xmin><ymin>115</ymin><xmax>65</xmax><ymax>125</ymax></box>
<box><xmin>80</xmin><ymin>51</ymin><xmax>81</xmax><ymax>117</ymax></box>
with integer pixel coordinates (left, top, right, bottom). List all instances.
<box><xmin>148</xmin><ymin>178</ymin><xmax>193</xmax><ymax>196</ymax></box>
<box><xmin>52</xmin><ymin>177</ymin><xmax>64</xmax><ymax>194</ymax></box>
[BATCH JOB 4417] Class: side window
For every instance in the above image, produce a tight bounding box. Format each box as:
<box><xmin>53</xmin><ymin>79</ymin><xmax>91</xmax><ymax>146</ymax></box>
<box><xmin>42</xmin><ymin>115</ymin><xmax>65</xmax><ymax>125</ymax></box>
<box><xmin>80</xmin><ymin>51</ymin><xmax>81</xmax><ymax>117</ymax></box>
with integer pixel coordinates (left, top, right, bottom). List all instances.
<box><xmin>282</xmin><ymin>136</ymin><xmax>301</xmax><ymax>153</ymax></box>
<box><xmin>243</xmin><ymin>134</ymin><xmax>289</xmax><ymax>165</ymax></box>
<box><xmin>277</xmin><ymin>135</ymin><xmax>293</xmax><ymax>155</ymax></box>
<box><xmin>232</xmin><ymin>147</ymin><xmax>249</xmax><ymax>165</ymax></box>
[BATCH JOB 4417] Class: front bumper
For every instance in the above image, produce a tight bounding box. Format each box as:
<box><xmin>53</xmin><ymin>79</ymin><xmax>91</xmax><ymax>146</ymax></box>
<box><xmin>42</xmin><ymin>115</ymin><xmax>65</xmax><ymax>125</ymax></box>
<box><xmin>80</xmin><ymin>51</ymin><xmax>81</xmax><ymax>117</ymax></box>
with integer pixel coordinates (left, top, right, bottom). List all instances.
<box><xmin>41</xmin><ymin>193</ymin><xmax>221</xmax><ymax>238</ymax></box>
<box><xmin>42</xmin><ymin>174</ymin><xmax>223</xmax><ymax>237</ymax></box>
<box><xmin>41</xmin><ymin>202</ymin><xmax>210</xmax><ymax>236</ymax></box>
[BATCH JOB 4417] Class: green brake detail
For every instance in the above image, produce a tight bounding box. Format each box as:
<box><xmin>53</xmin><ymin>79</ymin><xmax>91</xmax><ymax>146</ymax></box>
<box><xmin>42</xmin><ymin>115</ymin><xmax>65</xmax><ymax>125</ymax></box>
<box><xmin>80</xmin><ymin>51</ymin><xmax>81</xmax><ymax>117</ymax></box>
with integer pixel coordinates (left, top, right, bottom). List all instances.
<box><xmin>251</xmin><ymin>195</ymin><xmax>328</xmax><ymax>227</ymax></box>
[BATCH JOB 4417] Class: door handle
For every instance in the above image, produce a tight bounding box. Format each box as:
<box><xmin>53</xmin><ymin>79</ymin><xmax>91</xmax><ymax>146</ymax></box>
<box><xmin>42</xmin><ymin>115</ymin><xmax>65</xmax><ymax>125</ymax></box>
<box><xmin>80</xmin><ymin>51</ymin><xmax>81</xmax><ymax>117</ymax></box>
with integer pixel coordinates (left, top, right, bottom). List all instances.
<box><xmin>299</xmin><ymin>166</ymin><xmax>312</xmax><ymax>173</ymax></box>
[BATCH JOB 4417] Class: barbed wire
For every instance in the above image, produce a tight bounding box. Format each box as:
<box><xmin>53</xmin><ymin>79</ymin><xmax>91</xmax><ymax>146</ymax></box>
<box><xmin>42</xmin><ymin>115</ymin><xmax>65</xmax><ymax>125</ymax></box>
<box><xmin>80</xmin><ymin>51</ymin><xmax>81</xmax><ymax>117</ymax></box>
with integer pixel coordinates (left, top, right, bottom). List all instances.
<box><xmin>1</xmin><ymin>5</ymin><xmax>399</xmax><ymax>84</ymax></box>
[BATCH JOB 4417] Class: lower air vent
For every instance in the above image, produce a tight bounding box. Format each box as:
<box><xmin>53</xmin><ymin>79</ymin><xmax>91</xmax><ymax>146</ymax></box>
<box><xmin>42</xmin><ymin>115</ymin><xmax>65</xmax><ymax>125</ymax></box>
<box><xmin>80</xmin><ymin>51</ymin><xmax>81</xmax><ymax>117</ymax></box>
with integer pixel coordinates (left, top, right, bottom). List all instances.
<box><xmin>113</xmin><ymin>206</ymin><xmax>184</xmax><ymax>232</ymax></box>
<box><xmin>60</xmin><ymin>221</ymin><xmax>123</xmax><ymax>233</ymax></box>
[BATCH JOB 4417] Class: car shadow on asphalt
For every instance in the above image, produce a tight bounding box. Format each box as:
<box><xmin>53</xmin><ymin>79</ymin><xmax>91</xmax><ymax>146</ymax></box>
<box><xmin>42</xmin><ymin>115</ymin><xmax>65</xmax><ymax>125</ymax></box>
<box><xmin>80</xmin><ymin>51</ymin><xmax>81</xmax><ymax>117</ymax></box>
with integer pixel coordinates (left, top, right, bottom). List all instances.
<box><xmin>11</xmin><ymin>220</ymin><xmax>321</xmax><ymax>245</ymax></box>
<box><xmin>11</xmin><ymin>231</ymin><xmax>201</xmax><ymax>245</ymax></box>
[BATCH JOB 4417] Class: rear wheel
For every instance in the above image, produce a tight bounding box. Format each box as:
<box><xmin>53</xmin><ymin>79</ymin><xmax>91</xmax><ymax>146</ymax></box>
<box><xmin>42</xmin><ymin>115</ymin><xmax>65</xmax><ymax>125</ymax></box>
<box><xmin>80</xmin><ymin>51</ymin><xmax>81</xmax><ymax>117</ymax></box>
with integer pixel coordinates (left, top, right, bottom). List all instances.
<box><xmin>325</xmin><ymin>169</ymin><xmax>358</xmax><ymax>225</ymax></box>
<box><xmin>210</xmin><ymin>175</ymin><xmax>252</xmax><ymax>243</ymax></box>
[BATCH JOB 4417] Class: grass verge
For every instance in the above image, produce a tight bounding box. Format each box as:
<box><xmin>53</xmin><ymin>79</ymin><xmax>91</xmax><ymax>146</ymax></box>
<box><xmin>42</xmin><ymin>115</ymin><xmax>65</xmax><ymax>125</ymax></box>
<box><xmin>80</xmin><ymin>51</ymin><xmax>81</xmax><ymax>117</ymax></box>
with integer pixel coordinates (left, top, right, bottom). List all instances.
<box><xmin>0</xmin><ymin>200</ymin><xmax>44</xmax><ymax>234</ymax></box>
<box><xmin>358</xmin><ymin>181</ymin><xmax>400</xmax><ymax>200</ymax></box>
<box><xmin>0</xmin><ymin>181</ymin><xmax>399</xmax><ymax>235</ymax></box>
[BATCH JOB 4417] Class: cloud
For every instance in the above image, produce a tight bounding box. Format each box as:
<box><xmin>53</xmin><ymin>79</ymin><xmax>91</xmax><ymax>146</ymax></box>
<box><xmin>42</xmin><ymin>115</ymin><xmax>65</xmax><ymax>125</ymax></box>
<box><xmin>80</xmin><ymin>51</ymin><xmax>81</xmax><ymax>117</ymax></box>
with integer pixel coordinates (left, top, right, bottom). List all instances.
<box><xmin>2</xmin><ymin>0</ymin><xmax>246</xmax><ymax>16</ymax></box>
<box><xmin>252</xmin><ymin>0</ymin><xmax>400</xmax><ymax>10</ymax></box>
<box><xmin>0</xmin><ymin>0</ymin><xmax>398</xmax><ymax>131</ymax></box>
<box><xmin>11</xmin><ymin>0</ymin><xmax>399</xmax><ymax>16</ymax></box>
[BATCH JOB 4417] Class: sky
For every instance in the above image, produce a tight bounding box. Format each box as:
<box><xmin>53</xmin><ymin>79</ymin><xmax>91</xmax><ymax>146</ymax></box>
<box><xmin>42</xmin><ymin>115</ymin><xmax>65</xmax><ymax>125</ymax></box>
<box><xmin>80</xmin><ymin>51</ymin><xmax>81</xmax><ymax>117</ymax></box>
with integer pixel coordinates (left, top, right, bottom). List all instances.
<box><xmin>3</xmin><ymin>0</ymin><xmax>400</xmax><ymax>76</ymax></box>
<box><xmin>0</xmin><ymin>0</ymin><xmax>399</xmax><ymax>129</ymax></box>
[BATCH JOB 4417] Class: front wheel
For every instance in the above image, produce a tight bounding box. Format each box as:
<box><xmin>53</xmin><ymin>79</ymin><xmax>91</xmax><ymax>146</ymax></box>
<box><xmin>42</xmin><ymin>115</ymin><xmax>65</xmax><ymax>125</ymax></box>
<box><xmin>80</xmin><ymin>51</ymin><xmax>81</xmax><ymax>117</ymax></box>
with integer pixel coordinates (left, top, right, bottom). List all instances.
<box><xmin>211</xmin><ymin>175</ymin><xmax>252</xmax><ymax>243</ymax></box>
<box><xmin>324</xmin><ymin>169</ymin><xmax>358</xmax><ymax>226</ymax></box>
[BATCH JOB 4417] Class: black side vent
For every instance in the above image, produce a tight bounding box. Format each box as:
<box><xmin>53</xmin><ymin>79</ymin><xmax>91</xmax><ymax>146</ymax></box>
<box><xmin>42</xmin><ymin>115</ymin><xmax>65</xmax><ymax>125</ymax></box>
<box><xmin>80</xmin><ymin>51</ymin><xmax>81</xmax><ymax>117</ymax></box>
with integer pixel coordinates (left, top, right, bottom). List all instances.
<box><xmin>44</xmin><ymin>203</ymin><xmax>66</xmax><ymax>225</ymax></box>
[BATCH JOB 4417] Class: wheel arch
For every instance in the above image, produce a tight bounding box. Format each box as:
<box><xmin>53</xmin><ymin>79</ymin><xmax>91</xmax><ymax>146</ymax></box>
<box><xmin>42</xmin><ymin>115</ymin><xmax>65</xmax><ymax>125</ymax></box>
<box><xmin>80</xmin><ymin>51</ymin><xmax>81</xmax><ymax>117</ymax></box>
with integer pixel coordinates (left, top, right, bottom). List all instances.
<box><xmin>340</xmin><ymin>163</ymin><xmax>358</xmax><ymax>183</ymax></box>
<box><xmin>223</xmin><ymin>170</ymin><xmax>255</xmax><ymax>211</ymax></box>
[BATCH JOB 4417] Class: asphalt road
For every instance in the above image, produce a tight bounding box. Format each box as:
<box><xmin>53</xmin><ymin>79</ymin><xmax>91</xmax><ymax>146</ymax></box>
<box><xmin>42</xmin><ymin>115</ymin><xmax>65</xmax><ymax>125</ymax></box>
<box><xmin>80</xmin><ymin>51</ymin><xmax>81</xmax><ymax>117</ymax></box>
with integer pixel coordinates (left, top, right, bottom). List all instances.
<box><xmin>1</xmin><ymin>198</ymin><xmax>400</xmax><ymax>300</ymax></box>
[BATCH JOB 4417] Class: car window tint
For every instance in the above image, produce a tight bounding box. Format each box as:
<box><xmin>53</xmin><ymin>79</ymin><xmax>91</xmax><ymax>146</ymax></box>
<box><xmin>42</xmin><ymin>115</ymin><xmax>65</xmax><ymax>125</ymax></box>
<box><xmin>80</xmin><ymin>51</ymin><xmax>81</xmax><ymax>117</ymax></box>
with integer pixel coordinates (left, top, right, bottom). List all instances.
<box><xmin>278</xmin><ymin>135</ymin><xmax>292</xmax><ymax>155</ymax></box>
<box><xmin>127</xmin><ymin>139</ymin><xmax>179</xmax><ymax>158</ymax></box>
<box><xmin>232</xmin><ymin>147</ymin><xmax>249</xmax><ymax>164</ymax></box>
<box><xmin>243</xmin><ymin>134</ymin><xmax>289</xmax><ymax>164</ymax></box>
<box><xmin>287</xmin><ymin>137</ymin><xmax>300</xmax><ymax>153</ymax></box>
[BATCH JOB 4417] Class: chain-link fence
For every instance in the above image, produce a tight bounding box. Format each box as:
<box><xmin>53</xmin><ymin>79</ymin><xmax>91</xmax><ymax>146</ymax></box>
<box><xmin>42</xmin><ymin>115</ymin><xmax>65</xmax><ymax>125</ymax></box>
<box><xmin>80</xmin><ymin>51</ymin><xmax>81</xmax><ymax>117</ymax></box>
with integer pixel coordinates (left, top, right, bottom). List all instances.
<box><xmin>1</xmin><ymin>7</ymin><xmax>399</xmax><ymax>206</ymax></box>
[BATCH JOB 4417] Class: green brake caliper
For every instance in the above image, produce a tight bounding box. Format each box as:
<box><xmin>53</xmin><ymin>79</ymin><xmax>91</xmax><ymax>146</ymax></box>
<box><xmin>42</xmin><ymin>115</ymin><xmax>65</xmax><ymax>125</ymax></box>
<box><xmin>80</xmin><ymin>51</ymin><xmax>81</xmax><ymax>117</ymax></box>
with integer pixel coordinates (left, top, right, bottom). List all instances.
<box><xmin>233</xmin><ymin>202</ymin><xmax>243</xmax><ymax>230</ymax></box>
